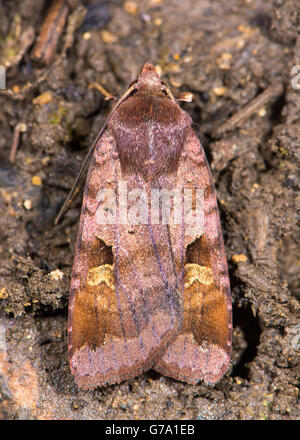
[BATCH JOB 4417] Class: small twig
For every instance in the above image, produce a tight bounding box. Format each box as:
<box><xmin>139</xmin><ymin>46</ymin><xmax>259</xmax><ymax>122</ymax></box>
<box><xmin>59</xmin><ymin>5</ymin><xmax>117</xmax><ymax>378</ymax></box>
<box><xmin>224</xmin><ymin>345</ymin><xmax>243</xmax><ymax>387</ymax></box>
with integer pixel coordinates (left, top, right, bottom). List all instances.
<box><xmin>9</xmin><ymin>123</ymin><xmax>27</xmax><ymax>163</ymax></box>
<box><xmin>0</xmin><ymin>5</ymin><xmax>86</xmax><ymax>101</ymax></box>
<box><xmin>32</xmin><ymin>0</ymin><xmax>70</xmax><ymax>65</ymax></box>
<box><xmin>89</xmin><ymin>82</ymin><xmax>116</xmax><ymax>100</ymax></box>
<box><xmin>214</xmin><ymin>82</ymin><xmax>284</xmax><ymax>136</ymax></box>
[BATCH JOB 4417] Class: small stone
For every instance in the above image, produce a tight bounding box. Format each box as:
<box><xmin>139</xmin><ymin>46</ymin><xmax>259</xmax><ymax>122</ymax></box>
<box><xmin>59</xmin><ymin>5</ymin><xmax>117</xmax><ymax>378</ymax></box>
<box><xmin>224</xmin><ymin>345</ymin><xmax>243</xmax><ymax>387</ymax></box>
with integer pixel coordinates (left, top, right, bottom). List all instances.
<box><xmin>124</xmin><ymin>1</ymin><xmax>138</xmax><ymax>15</ymax></box>
<box><xmin>49</xmin><ymin>269</ymin><xmax>64</xmax><ymax>281</ymax></box>
<box><xmin>23</xmin><ymin>199</ymin><xmax>32</xmax><ymax>210</ymax></box>
<box><xmin>213</xmin><ymin>86</ymin><xmax>227</xmax><ymax>96</ymax></box>
<box><xmin>83</xmin><ymin>32</ymin><xmax>91</xmax><ymax>40</ymax></box>
<box><xmin>217</xmin><ymin>53</ymin><xmax>232</xmax><ymax>70</ymax></box>
<box><xmin>33</xmin><ymin>91</ymin><xmax>53</xmax><ymax>105</ymax></box>
<box><xmin>258</xmin><ymin>107</ymin><xmax>266</xmax><ymax>117</ymax></box>
<box><xmin>32</xmin><ymin>176</ymin><xmax>42</xmax><ymax>186</ymax></box>
<box><xmin>101</xmin><ymin>30</ymin><xmax>118</xmax><ymax>44</ymax></box>
<box><xmin>232</xmin><ymin>254</ymin><xmax>248</xmax><ymax>263</ymax></box>
<box><xmin>0</xmin><ymin>288</ymin><xmax>8</xmax><ymax>299</ymax></box>
<box><xmin>170</xmin><ymin>77</ymin><xmax>182</xmax><ymax>88</ymax></box>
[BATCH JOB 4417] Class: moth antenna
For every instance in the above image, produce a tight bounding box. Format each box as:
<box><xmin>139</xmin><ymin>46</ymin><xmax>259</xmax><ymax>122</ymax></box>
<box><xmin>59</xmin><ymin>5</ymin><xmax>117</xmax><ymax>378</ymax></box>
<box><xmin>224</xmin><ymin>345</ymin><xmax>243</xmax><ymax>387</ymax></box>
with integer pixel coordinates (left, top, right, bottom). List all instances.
<box><xmin>89</xmin><ymin>82</ymin><xmax>113</xmax><ymax>99</ymax></box>
<box><xmin>55</xmin><ymin>83</ymin><xmax>136</xmax><ymax>224</ymax></box>
<box><xmin>54</xmin><ymin>124</ymin><xmax>105</xmax><ymax>224</ymax></box>
<box><xmin>89</xmin><ymin>82</ymin><xmax>120</xmax><ymax>101</ymax></box>
<box><xmin>105</xmin><ymin>95</ymin><xmax>119</xmax><ymax>101</ymax></box>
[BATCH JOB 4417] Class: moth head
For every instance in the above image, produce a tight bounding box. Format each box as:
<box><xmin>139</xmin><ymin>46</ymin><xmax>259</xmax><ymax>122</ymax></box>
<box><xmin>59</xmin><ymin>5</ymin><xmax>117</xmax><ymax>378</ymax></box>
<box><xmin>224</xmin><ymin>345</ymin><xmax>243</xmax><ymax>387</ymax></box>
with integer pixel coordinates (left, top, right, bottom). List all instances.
<box><xmin>135</xmin><ymin>62</ymin><xmax>162</xmax><ymax>91</ymax></box>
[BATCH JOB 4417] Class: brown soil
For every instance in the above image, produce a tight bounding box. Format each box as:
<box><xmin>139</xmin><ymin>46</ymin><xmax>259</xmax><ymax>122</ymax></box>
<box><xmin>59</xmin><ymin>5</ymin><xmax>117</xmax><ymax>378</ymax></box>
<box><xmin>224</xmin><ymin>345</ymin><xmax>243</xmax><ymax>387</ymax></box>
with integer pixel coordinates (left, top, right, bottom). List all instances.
<box><xmin>0</xmin><ymin>0</ymin><xmax>299</xmax><ymax>420</ymax></box>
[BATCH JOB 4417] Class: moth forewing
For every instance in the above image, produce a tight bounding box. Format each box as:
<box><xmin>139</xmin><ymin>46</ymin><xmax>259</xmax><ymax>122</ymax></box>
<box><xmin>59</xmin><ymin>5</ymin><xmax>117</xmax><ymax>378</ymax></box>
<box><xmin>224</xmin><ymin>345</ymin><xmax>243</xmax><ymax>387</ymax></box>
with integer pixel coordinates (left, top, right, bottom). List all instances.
<box><xmin>66</xmin><ymin>62</ymin><xmax>232</xmax><ymax>388</ymax></box>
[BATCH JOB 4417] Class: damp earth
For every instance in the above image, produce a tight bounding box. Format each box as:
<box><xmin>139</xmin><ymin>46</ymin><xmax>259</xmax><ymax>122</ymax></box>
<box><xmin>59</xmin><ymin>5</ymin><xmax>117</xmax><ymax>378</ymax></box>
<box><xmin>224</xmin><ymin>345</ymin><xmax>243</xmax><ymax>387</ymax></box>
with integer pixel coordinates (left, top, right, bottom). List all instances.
<box><xmin>0</xmin><ymin>0</ymin><xmax>299</xmax><ymax>420</ymax></box>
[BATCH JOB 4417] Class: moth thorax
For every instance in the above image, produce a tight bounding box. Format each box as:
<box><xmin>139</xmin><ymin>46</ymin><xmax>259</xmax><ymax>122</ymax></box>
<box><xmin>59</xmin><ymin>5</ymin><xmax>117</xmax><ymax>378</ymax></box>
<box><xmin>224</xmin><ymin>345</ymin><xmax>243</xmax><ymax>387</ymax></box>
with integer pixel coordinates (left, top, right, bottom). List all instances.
<box><xmin>137</xmin><ymin>79</ymin><xmax>162</xmax><ymax>94</ymax></box>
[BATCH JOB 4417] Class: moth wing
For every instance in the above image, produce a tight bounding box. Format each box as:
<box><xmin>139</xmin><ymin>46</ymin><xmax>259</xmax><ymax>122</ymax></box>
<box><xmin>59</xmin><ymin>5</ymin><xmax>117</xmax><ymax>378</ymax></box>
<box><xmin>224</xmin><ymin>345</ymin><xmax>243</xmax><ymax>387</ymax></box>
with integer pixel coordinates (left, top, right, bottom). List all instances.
<box><xmin>68</xmin><ymin>129</ymin><xmax>182</xmax><ymax>389</ymax></box>
<box><xmin>153</xmin><ymin>129</ymin><xmax>232</xmax><ymax>384</ymax></box>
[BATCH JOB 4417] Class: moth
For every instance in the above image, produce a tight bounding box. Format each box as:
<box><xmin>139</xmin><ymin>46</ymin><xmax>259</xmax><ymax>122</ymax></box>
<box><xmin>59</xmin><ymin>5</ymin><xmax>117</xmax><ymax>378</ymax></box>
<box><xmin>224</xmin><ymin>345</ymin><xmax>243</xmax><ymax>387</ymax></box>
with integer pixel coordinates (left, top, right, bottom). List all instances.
<box><xmin>60</xmin><ymin>63</ymin><xmax>232</xmax><ymax>389</ymax></box>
